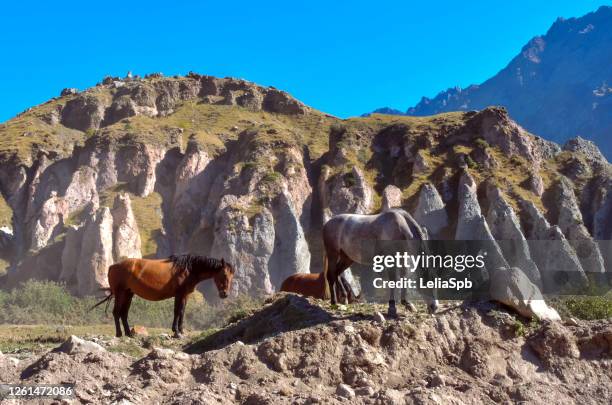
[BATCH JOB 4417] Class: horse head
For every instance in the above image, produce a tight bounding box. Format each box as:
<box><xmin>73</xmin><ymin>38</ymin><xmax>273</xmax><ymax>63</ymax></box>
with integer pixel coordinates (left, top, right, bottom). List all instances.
<box><xmin>214</xmin><ymin>258</ymin><xmax>235</xmax><ymax>299</ymax></box>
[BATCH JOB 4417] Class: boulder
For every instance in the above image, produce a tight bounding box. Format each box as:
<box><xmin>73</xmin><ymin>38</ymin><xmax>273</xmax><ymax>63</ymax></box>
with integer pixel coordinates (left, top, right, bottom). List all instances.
<box><xmin>381</xmin><ymin>185</ymin><xmax>402</xmax><ymax>211</ymax></box>
<box><xmin>76</xmin><ymin>207</ymin><xmax>114</xmax><ymax>296</ymax></box>
<box><xmin>413</xmin><ymin>183</ymin><xmax>448</xmax><ymax>238</ymax></box>
<box><xmin>111</xmin><ymin>193</ymin><xmax>142</xmax><ymax>260</ymax></box>
<box><xmin>490</xmin><ymin>267</ymin><xmax>561</xmax><ymax>321</ymax></box>
<box><xmin>60</xmin><ymin>88</ymin><xmax>79</xmax><ymax>97</ymax></box>
<box><xmin>336</xmin><ymin>383</ymin><xmax>355</xmax><ymax>399</ymax></box>
<box><xmin>56</xmin><ymin>335</ymin><xmax>106</xmax><ymax>354</ymax></box>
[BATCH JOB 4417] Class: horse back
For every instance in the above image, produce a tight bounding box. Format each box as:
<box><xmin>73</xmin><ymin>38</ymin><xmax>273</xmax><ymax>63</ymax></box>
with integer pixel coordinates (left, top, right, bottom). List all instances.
<box><xmin>108</xmin><ymin>258</ymin><xmax>178</xmax><ymax>300</ymax></box>
<box><xmin>280</xmin><ymin>273</ymin><xmax>325</xmax><ymax>299</ymax></box>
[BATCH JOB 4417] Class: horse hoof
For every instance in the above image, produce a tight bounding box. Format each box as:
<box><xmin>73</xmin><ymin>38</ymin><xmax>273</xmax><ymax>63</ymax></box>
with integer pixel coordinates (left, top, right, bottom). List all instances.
<box><xmin>387</xmin><ymin>308</ymin><xmax>398</xmax><ymax>319</ymax></box>
<box><xmin>173</xmin><ymin>333</ymin><xmax>183</xmax><ymax>339</ymax></box>
<box><xmin>402</xmin><ymin>301</ymin><xmax>417</xmax><ymax>312</ymax></box>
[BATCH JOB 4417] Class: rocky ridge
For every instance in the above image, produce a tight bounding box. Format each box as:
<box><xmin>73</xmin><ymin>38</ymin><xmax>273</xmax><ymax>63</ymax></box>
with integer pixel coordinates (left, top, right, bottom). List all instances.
<box><xmin>0</xmin><ymin>74</ymin><xmax>609</xmax><ymax>300</ymax></box>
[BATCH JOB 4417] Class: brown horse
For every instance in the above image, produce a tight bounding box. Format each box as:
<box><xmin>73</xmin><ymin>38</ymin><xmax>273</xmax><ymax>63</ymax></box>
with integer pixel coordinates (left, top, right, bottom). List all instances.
<box><xmin>280</xmin><ymin>272</ymin><xmax>360</xmax><ymax>303</ymax></box>
<box><xmin>92</xmin><ymin>254</ymin><xmax>235</xmax><ymax>338</ymax></box>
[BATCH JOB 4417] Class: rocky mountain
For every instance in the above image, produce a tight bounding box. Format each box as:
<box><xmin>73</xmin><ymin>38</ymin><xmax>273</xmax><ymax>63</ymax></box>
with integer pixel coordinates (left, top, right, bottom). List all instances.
<box><xmin>0</xmin><ymin>72</ymin><xmax>610</xmax><ymax>298</ymax></box>
<box><xmin>370</xmin><ymin>6</ymin><xmax>612</xmax><ymax>159</ymax></box>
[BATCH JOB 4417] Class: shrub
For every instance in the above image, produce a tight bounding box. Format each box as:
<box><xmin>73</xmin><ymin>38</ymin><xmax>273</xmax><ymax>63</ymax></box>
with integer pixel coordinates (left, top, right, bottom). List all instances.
<box><xmin>556</xmin><ymin>296</ymin><xmax>612</xmax><ymax>320</ymax></box>
<box><xmin>466</xmin><ymin>155</ymin><xmax>479</xmax><ymax>169</ymax></box>
<box><xmin>474</xmin><ymin>138</ymin><xmax>489</xmax><ymax>149</ymax></box>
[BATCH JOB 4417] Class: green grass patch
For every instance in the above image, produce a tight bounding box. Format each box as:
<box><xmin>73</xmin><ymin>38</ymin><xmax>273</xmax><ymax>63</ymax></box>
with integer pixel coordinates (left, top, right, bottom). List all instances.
<box><xmin>552</xmin><ymin>295</ymin><xmax>612</xmax><ymax>320</ymax></box>
<box><xmin>0</xmin><ymin>194</ymin><xmax>11</xmax><ymax>227</ymax></box>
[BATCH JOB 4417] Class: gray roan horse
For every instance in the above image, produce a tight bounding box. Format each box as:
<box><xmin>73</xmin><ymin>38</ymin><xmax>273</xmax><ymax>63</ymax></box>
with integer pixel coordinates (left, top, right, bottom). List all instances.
<box><xmin>323</xmin><ymin>209</ymin><xmax>438</xmax><ymax>317</ymax></box>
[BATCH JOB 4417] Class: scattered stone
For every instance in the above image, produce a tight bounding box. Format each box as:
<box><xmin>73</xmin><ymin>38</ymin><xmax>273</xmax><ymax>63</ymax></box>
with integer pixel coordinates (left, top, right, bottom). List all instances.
<box><xmin>336</xmin><ymin>383</ymin><xmax>355</xmax><ymax>399</ymax></box>
<box><xmin>56</xmin><ymin>335</ymin><xmax>106</xmax><ymax>354</ymax></box>
<box><xmin>355</xmin><ymin>386</ymin><xmax>375</xmax><ymax>396</ymax></box>
<box><xmin>60</xmin><ymin>88</ymin><xmax>79</xmax><ymax>96</ymax></box>
<box><xmin>373</xmin><ymin>312</ymin><xmax>385</xmax><ymax>323</ymax></box>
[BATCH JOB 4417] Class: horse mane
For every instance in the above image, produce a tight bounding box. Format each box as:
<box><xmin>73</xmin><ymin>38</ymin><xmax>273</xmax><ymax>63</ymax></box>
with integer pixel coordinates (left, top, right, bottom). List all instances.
<box><xmin>166</xmin><ymin>254</ymin><xmax>223</xmax><ymax>274</ymax></box>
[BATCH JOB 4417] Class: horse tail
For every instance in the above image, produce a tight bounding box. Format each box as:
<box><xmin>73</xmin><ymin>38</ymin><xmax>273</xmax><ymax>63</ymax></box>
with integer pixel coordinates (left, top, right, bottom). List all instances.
<box><xmin>90</xmin><ymin>289</ymin><xmax>113</xmax><ymax>314</ymax></box>
<box><xmin>322</xmin><ymin>253</ymin><xmax>330</xmax><ymax>300</ymax></box>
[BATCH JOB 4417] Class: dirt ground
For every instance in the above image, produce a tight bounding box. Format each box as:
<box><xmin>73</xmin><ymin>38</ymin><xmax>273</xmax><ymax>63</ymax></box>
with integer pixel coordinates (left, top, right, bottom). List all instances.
<box><xmin>0</xmin><ymin>294</ymin><xmax>611</xmax><ymax>404</ymax></box>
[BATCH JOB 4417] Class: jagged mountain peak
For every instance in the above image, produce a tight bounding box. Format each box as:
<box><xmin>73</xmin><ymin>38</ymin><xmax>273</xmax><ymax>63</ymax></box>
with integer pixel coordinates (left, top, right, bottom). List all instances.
<box><xmin>368</xmin><ymin>6</ymin><xmax>612</xmax><ymax>159</ymax></box>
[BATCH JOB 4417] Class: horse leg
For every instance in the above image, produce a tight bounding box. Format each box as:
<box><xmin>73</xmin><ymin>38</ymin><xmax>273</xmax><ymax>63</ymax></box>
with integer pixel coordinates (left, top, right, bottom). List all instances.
<box><xmin>121</xmin><ymin>291</ymin><xmax>134</xmax><ymax>337</ymax></box>
<box><xmin>326</xmin><ymin>250</ymin><xmax>339</xmax><ymax>305</ymax></box>
<box><xmin>112</xmin><ymin>289</ymin><xmax>125</xmax><ymax>338</ymax></box>
<box><xmin>172</xmin><ymin>295</ymin><xmax>185</xmax><ymax>338</ymax></box>
<box><xmin>178</xmin><ymin>294</ymin><xmax>188</xmax><ymax>335</ymax></box>
<box><xmin>339</xmin><ymin>275</ymin><xmax>354</xmax><ymax>303</ymax></box>
<box><xmin>335</xmin><ymin>253</ymin><xmax>353</xmax><ymax>305</ymax></box>
<box><xmin>387</xmin><ymin>267</ymin><xmax>398</xmax><ymax>319</ymax></box>
<box><xmin>399</xmin><ymin>266</ymin><xmax>416</xmax><ymax>312</ymax></box>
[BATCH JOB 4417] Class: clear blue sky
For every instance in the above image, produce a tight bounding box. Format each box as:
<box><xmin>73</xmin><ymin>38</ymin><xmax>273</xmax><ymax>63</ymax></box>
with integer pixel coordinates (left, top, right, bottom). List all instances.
<box><xmin>0</xmin><ymin>1</ymin><xmax>608</xmax><ymax>121</ymax></box>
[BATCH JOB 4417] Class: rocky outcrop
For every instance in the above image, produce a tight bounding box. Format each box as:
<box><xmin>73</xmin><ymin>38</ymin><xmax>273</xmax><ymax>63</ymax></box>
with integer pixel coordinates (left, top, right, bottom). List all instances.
<box><xmin>61</xmin><ymin>76</ymin><xmax>309</xmax><ymax>133</ymax></box>
<box><xmin>520</xmin><ymin>200</ymin><xmax>588</xmax><ymax>291</ymax></box>
<box><xmin>553</xmin><ymin>178</ymin><xmax>605</xmax><ymax>275</ymax></box>
<box><xmin>76</xmin><ymin>207</ymin><xmax>114</xmax><ymax>296</ymax></box>
<box><xmin>29</xmin><ymin>193</ymin><xmax>69</xmax><ymax>251</ymax></box>
<box><xmin>485</xmin><ymin>184</ymin><xmax>541</xmax><ymax>286</ymax></box>
<box><xmin>490</xmin><ymin>267</ymin><xmax>561</xmax><ymax>321</ymax></box>
<box><xmin>381</xmin><ymin>185</ymin><xmax>402</xmax><ymax>211</ymax></box>
<box><xmin>448</xmin><ymin>108</ymin><xmax>548</xmax><ymax>166</ymax></box>
<box><xmin>210</xmin><ymin>195</ymin><xmax>276</xmax><ymax>295</ymax></box>
<box><xmin>111</xmin><ymin>193</ymin><xmax>142</xmax><ymax>260</ymax></box>
<box><xmin>319</xmin><ymin>166</ymin><xmax>373</xmax><ymax>222</ymax></box>
<box><xmin>413</xmin><ymin>183</ymin><xmax>448</xmax><ymax>238</ymax></box>
<box><xmin>64</xmin><ymin>166</ymin><xmax>99</xmax><ymax>211</ymax></box>
<box><xmin>455</xmin><ymin>172</ymin><xmax>508</xmax><ymax>277</ymax></box>
<box><xmin>59</xmin><ymin>225</ymin><xmax>83</xmax><ymax>284</ymax></box>
<box><xmin>563</xmin><ymin>136</ymin><xmax>607</xmax><ymax>165</ymax></box>
<box><xmin>61</xmin><ymin>94</ymin><xmax>108</xmax><ymax>131</ymax></box>
<box><xmin>523</xmin><ymin>172</ymin><xmax>545</xmax><ymax>196</ymax></box>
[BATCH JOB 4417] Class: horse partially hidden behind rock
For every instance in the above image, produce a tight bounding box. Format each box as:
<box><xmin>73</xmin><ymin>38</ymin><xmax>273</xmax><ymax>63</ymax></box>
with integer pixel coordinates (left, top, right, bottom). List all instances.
<box><xmin>323</xmin><ymin>209</ymin><xmax>438</xmax><ymax>317</ymax></box>
<box><xmin>92</xmin><ymin>254</ymin><xmax>235</xmax><ymax>338</ymax></box>
<box><xmin>280</xmin><ymin>272</ymin><xmax>360</xmax><ymax>303</ymax></box>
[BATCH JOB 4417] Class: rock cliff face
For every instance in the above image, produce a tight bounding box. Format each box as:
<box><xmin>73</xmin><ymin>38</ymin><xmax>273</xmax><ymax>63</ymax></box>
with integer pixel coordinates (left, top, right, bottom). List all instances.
<box><xmin>0</xmin><ymin>73</ymin><xmax>609</xmax><ymax>299</ymax></box>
